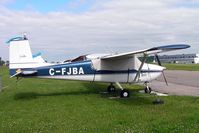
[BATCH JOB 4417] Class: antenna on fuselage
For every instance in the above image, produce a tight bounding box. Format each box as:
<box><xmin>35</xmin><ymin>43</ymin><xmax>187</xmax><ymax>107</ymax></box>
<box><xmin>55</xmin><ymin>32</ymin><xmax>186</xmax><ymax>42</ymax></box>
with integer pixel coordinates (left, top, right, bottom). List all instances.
<box><xmin>23</xmin><ymin>32</ymin><xmax>28</xmax><ymax>40</ymax></box>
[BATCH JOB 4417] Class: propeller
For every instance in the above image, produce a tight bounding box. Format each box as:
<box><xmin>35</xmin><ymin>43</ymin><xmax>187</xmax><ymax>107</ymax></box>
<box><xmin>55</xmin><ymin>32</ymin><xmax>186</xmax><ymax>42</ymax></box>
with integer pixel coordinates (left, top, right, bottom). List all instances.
<box><xmin>155</xmin><ymin>54</ymin><xmax>168</xmax><ymax>86</ymax></box>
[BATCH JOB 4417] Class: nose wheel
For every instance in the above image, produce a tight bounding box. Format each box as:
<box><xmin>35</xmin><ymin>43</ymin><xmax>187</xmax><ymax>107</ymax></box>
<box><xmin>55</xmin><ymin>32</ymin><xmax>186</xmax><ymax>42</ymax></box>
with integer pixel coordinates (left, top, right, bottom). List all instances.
<box><xmin>144</xmin><ymin>82</ymin><xmax>152</xmax><ymax>93</ymax></box>
<box><xmin>144</xmin><ymin>86</ymin><xmax>152</xmax><ymax>93</ymax></box>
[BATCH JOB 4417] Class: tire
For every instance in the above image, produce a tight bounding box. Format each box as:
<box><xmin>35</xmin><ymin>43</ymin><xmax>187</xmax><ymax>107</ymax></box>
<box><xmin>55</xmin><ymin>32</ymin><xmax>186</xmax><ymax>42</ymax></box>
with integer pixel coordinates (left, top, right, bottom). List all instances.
<box><xmin>144</xmin><ymin>86</ymin><xmax>152</xmax><ymax>94</ymax></box>
<box><xmin>107</xmin><ymin>85</ymin><xmax>116</xmax><ymax>93</ymax></box>
<box><xmin>120</xmin><ymin>89</ymin><xmax>130</xmax><ymax>98</ymax></box>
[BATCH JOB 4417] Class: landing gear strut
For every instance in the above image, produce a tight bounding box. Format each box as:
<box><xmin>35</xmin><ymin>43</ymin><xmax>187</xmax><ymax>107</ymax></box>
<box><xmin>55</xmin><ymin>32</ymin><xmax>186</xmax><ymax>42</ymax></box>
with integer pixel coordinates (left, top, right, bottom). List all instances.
<box><xmin>107</xmin><ymin>82</ymin><xmax>130</xmax><ymax>98</ymax></box>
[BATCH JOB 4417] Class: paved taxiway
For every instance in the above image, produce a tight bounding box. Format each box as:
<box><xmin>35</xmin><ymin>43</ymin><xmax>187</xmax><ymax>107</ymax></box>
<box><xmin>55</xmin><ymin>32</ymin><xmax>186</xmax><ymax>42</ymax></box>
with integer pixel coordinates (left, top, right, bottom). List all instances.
<box><xmin>151</xmin><ymin>70</ymin><xmax>199</xmax><ymax>97</ymax></box>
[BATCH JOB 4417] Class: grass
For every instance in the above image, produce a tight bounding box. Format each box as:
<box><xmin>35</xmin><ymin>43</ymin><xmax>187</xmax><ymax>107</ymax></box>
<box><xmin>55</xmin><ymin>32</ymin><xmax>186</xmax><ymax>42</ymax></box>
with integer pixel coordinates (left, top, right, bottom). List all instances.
<box><xmin>163</xmin><ymin>63</ymin><xmax>199</xmax><ymax>71</ymax></box>
<box><xmin>0</xmin><ymin>66</ymin><xmax>199</xmax><ymax>133</ymax></box>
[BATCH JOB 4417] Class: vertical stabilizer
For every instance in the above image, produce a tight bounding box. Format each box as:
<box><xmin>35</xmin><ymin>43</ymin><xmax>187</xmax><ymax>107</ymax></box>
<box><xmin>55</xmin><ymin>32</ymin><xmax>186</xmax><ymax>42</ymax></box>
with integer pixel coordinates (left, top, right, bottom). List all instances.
<box><xmin>7</xmin><ymin>36</ymin><xmax>47</xmax><ymax>72</ymax></box>
<box><xmin>9</xmin><ymin>37</ymin><xmax>34</xmax><ymax>69</ymax></box>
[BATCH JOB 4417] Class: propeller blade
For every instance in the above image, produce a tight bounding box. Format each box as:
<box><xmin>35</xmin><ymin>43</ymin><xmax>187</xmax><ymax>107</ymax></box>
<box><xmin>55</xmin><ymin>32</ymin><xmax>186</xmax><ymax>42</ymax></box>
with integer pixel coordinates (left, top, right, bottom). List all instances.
<box><xmin>155</xmin><ymin>54</ymin><xmax>162</xmax><ymax>66</ymax></box>
<box><xmin>155</xmin><ymin>54</ymin><xmax>168</xmax><ymax>86</ymax></box>
<box><xmin>162</xmin><ymin>70</ymin><xmax>168</xmax><ymax>86</ymax></box>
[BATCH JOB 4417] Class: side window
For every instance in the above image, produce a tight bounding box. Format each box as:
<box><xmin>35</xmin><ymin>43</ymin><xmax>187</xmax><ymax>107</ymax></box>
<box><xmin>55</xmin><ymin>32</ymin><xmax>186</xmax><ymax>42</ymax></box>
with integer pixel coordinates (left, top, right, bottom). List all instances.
<box><xmin>71</xmin><ymin>55</ymin><xmax>87</xmax><ymax>62</ymax></box>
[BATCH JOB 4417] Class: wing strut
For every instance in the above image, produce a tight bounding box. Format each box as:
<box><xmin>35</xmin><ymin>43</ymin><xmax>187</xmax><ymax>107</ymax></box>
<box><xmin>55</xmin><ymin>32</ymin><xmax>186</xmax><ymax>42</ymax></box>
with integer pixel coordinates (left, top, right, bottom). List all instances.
<box><xmin>133</xmin><ymin>53</ymin><xmax>148</xmax><ymax>82</ymax></box>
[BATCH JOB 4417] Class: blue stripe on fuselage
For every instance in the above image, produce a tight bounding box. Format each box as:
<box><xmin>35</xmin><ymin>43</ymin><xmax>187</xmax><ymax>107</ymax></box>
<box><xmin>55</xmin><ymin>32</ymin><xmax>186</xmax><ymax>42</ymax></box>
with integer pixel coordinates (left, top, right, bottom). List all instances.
<box><xmin>9</xmin><ymin>60</ymin><xmax>162</xmax><ymax>77</ymax></box>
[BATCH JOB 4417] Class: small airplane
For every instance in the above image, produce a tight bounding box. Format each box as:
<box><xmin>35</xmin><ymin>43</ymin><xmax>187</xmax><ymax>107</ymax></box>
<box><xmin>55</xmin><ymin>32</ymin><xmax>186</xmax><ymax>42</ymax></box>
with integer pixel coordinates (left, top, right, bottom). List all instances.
<box><xmin>7</xmin><ymin>35</ymin><xmax>190</xmax><ymax>98</ymax></box>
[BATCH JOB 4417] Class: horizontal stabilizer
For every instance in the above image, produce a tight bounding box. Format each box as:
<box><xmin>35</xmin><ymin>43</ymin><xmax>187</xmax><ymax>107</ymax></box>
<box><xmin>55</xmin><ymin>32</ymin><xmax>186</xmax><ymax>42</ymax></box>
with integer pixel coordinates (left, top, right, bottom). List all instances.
<box><xmin>10</xmin><ymin>69</ymin><xmax>37</xmax><ymax>78</ymax></box>
<box><xmin>10</xmin><ymin>70</ymin><xmax>22</xmax><ymax>78</ymax></box>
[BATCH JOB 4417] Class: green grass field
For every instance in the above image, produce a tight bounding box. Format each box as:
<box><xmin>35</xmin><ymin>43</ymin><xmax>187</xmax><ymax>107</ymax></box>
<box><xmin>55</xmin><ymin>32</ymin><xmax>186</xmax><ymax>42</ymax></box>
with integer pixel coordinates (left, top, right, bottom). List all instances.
<box><xmin>0</xmin><ymin>66</ymin><xmax>199</xmax><ymax>133</ymax></box>
<box><xmin>163</xmin><ymin>63</ymin><xmax>199</xmax><ymax>71</ymax></box>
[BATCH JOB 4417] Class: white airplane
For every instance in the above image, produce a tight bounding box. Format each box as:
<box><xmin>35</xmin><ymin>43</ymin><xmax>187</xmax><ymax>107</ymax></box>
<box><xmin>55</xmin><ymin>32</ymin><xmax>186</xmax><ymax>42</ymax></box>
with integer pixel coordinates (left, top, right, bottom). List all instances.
<box><xmin>7</xmin><ymin>35</ymin><xmax>190</xmax><ymax>98</ymax></box>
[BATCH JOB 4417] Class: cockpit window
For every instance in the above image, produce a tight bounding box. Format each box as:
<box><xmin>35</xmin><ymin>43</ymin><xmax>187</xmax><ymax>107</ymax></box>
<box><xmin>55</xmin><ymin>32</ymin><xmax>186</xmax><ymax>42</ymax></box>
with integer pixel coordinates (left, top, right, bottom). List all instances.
<box><xmin>71</xmin><ymin>55</ymin><xmax>87</xmax><ymax>62</ymax></box>
<box><xmin>64</xmin><ymin>55</ymin><xmax>88</xmax><ymax>63</ymax></box>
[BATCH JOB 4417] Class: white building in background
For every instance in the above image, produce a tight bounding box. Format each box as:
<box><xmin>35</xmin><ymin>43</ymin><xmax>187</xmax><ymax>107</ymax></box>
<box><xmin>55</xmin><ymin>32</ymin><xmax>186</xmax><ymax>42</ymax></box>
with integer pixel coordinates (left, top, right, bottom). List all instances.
<box><xmin>157</xmin><ymin>53</ymin><xmax>199</xmax><ymax>64</ymax></box>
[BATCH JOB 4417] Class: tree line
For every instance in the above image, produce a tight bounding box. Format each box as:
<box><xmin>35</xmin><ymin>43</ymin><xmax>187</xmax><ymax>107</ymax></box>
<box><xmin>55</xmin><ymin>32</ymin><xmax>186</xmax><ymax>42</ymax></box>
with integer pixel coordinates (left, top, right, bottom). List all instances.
<box><xmin>0</xmin><ymin>57</ymin><xmax>9</xmax><ymax>66</ymax></box>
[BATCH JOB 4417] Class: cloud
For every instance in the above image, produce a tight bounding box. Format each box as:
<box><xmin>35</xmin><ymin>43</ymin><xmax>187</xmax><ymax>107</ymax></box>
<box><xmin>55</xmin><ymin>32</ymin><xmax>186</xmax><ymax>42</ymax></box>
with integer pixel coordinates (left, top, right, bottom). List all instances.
<box><xmin>0</xmin><ymin>0</ymin><xmax>199</xmax><ymax>61</ymax></box>
<box><xmin>0</xmin><ymin>0</ymin><xmax>14</xmax><ymax>5</ymax></box>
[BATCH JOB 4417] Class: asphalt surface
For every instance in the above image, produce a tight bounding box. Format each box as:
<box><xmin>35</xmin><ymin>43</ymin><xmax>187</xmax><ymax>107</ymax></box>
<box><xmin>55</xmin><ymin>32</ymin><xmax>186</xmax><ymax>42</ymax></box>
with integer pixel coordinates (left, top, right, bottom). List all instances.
<box><xmin>151</xmin><ymin>70</ymin><xmax>199</xmax><ymax>97</ymax></box>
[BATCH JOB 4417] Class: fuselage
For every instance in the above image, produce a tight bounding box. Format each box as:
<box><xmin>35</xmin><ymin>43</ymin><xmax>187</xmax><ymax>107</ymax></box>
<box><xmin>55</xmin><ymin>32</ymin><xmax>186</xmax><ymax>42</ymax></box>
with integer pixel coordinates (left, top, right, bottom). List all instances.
<box><xmin>10</xmin><ymin>59</ymin><xmax>164</xmax><ymax>83</ymax></box>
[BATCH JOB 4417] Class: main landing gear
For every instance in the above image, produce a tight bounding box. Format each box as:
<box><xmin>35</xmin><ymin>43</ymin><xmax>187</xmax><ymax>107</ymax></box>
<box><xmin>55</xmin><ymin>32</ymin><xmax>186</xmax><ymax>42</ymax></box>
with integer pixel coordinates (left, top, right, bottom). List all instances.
<box><xmin>107</xmin><ymin>82</ymin><xmax>130</xmax><ymax>98</ymax></box>
<box><xmin>120</xmin><ymin>89</ymin><xmax>130</xmax><ymax>98</ymax></box>
<box><xmin>107</xmin><ymin>83</ymin><xmax>116</xmax><ymax>93</ymax></box>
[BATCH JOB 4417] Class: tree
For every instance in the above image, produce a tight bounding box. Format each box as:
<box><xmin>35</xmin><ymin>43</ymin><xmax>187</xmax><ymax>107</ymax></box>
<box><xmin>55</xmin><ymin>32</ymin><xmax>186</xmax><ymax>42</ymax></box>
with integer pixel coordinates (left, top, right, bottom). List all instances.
<box><xmin>0</xmin><ymin>57</ymin><xmax>5</xmax><ymax>66</ymax></box>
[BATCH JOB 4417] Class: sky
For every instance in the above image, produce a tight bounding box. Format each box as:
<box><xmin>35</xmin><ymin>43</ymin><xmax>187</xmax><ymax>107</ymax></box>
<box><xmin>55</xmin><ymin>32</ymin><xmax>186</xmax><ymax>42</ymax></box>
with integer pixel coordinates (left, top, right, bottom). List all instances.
<box><xmin>0</xmin><ymin>0</ymin><xmax>199</xmax><ymax>61</ymax></box>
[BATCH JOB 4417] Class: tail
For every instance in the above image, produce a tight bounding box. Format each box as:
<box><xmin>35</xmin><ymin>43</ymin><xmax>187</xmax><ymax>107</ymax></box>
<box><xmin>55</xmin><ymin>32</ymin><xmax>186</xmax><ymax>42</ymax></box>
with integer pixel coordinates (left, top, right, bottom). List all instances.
<box><xmin>7</xmin><ymin>35</ymin><xmax>46</xmax><ymax>77</ymax></box>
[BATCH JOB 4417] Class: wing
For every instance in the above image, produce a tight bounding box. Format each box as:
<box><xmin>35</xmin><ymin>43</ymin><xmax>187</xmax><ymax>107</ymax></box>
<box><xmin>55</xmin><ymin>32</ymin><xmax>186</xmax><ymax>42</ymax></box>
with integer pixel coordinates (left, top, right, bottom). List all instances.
<box><xmin>101</xmin><ymin>44</ymin><xmax>190</xmax><ymax>60</ymax></box>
